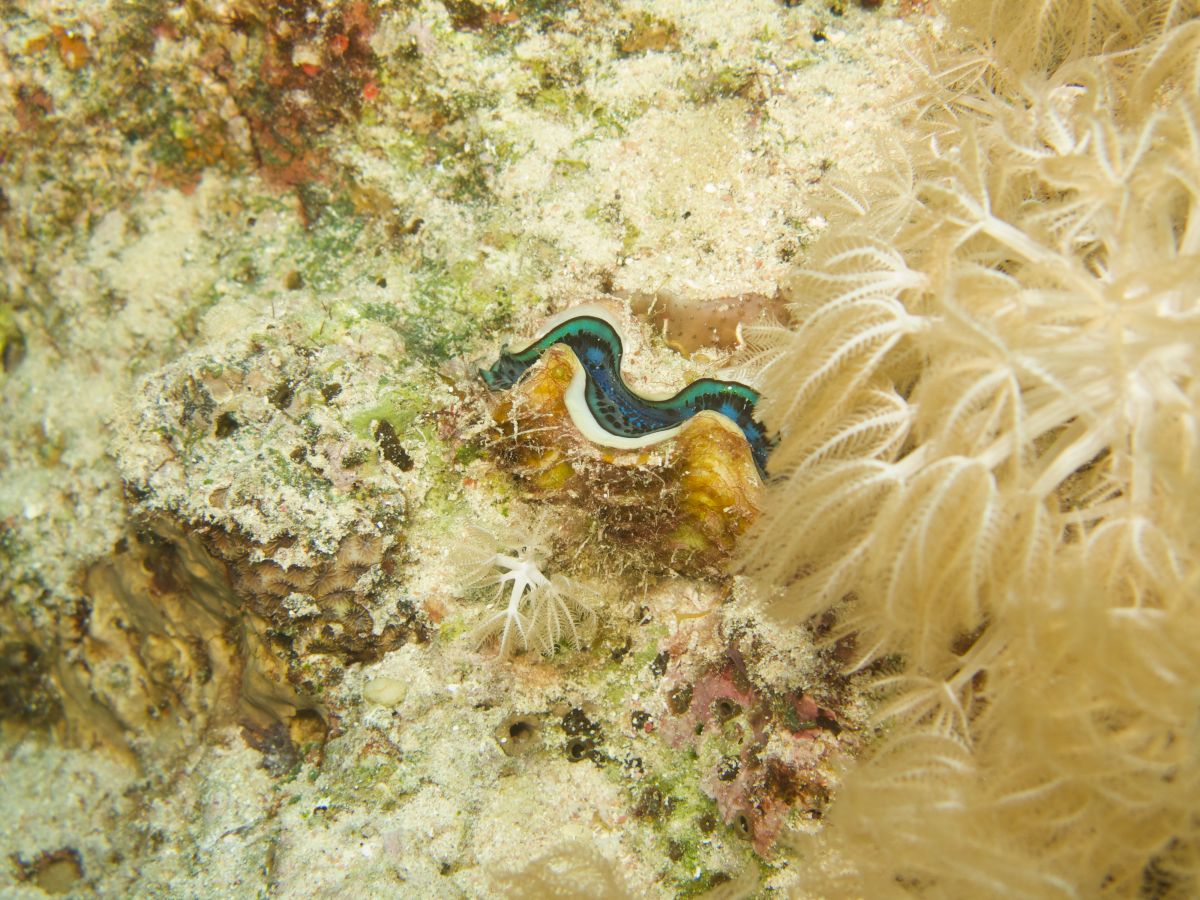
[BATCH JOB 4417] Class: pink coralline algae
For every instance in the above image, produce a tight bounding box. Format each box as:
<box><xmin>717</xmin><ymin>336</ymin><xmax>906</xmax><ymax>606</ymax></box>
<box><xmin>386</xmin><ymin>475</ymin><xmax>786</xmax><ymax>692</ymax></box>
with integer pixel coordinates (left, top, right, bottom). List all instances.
<box><xmin>656</xmin><ymin>632</ymin><xmax>848</xmax><ymax>854</ymax></box>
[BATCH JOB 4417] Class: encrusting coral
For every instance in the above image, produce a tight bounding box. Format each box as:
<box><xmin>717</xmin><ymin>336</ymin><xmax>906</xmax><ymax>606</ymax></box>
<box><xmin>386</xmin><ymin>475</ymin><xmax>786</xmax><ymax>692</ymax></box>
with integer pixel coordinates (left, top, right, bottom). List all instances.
<box><xmin>653</xmin><ymin>620</ymin><xmax>849</xmax><ymax>856</ymax></box>
<box><xmin>737</xmin><ymin>0</ymin><xmax>1200</xmax><ymax>894</ymax></box>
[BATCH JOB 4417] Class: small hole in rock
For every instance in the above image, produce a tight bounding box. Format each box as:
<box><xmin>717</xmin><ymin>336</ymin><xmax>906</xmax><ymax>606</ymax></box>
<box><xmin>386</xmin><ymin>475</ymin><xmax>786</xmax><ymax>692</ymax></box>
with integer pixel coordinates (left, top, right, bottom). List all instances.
<box><xmin>667</xmin><ymin>684</ymin><xmax>693</xmax><ymax>715</ymax></box>
<box><xmin>495</xmin><ymin>715</ymin><xmax>540</xmax><ymax>756</ymax></box>
<box><xmin>734</xmin><ymin>813</ymin><xmax>754</xmax><ymax>840</ymax></box>
<box><xmin>565</xmin><ymin>736</ymin><xmax>594</xmax><ymax>762</ymax></box>
<box><xmin>214</xmin><ymin>412</ymin><xmax>239</xmax><ymax>438</ymax></box>
<box><xmin>713</xmin><ymin>698</ymin><xmax>741</xmax><ymax>722</ymax></box>
<box><xmin>717</xmin><ymin>755</ymin><xmax>740</xmax><ymax>781</ymax></box>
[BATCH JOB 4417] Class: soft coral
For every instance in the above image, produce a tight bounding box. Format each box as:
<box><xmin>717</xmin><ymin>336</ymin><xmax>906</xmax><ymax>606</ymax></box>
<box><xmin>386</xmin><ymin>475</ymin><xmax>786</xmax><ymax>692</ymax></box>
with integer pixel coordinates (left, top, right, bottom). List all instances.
<box><xmin>455</xmin><ymin>519</ymin><xmax>598</xmax><ymax>658</ymax></box>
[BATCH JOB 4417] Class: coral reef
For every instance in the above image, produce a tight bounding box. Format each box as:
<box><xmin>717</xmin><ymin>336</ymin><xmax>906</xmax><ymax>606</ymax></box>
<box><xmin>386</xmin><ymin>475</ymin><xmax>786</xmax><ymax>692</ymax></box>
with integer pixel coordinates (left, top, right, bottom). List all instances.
<box><xmin>656</xmin><ymin>619</ymin><xmax>850</xmax><ymax>855</ymax></box>
<box><xmin>0</xmin><ymin>0</ymin><xmax>933</xmax><ymax>896</ymax></box>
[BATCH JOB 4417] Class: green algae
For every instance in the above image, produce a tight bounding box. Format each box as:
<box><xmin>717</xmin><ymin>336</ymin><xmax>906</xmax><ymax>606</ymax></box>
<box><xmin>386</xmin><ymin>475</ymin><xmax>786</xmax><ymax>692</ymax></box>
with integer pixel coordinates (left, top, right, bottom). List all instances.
<box><xmin>291</xmin><ymin>203</ymin><xmax>369</xmax><ymax>295</ymax></box>
<box><xmin>348</xmin><ymin>391</ymin><xmax>425</xmax><ymax>442</ymax></box>
<box><xmin>360</xmin><ymin>259</ymin><xmax>518</xmax><ymax>363</ymax></box>
<box><xmin>435</xmin><ymin>613</ymin><xmax>470</xmax><ymax>647</ymax></box>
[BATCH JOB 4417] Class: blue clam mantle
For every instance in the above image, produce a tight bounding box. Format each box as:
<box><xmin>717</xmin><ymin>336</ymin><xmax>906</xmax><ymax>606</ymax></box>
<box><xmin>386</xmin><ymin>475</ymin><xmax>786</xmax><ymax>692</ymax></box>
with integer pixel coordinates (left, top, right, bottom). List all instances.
<box><xmin>479</xmin><ymin>305</ymin><xmax>775</xmax><ymax>478</ymax></box>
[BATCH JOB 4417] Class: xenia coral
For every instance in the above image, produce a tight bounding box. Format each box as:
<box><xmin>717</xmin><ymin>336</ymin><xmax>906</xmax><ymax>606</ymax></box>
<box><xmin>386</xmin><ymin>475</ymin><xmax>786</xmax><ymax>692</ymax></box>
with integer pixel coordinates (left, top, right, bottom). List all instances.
<box><xmin>453</xmin><ymin>518</ymin><xmax>599</xmax><ymax>658</ymax></box>
<box><xmin>738</xmin><ymin>0</ymin><xmax>1200</xmax><ymax>894</ymax></box>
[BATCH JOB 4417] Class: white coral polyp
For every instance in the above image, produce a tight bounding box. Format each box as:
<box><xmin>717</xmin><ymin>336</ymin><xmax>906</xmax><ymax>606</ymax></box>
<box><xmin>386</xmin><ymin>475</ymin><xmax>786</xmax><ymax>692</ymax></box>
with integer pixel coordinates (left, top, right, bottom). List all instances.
<box><xmin>457</xmin><ymin>526</ymin><xmax>598</xmax><ymax>658</ymax></box>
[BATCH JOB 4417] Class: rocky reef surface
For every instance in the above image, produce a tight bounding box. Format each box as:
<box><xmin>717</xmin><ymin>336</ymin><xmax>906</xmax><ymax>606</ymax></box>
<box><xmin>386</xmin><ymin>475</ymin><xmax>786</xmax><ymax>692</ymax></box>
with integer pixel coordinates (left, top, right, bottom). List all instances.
<box><xmin>0</xmin><ymin>1</ymin><xmax>921</xmax><ymax>896</ymax></box>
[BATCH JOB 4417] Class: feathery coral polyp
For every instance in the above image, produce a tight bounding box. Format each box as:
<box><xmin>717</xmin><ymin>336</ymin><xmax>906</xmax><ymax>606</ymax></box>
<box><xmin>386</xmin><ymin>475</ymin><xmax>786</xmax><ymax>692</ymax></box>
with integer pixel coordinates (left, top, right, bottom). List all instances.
<box><xmin>454</xmin><ymin>520</ymin><xmax>598</xmax><ymax>659</ymax></box>
<box><xmin>739</xmin><ymin>0</ymin><xmax>1200</xmax><ymax>893</ymax></box>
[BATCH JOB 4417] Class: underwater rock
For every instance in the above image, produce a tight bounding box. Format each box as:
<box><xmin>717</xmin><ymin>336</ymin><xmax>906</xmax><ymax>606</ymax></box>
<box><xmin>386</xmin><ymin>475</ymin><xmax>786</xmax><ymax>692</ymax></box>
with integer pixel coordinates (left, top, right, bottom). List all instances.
<box><xmin>66</xmin><ymin>322</ymin><xmax>439</xmax><ymax>764</ymax></box>
<box><xmin>43</xmin><ymin>520</ymin><xmax>313</xmax><ymax>763</ymax></box>
<box><xmin>627</xmin><ymin>289</ymin><xmax>787</xmax><ymax>356</ymax></box>
<box><xmin>655</xmin><ymin>621</ymin><xmax>849</xmax><ymax>854</ymax></box>
<box><xmin>0</xmin><ymin>641</ymin><xmax>61</xmax><ymax>729</ymax></box>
